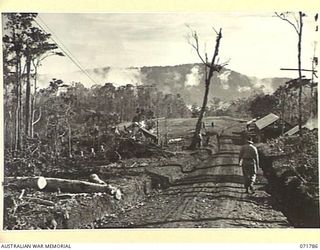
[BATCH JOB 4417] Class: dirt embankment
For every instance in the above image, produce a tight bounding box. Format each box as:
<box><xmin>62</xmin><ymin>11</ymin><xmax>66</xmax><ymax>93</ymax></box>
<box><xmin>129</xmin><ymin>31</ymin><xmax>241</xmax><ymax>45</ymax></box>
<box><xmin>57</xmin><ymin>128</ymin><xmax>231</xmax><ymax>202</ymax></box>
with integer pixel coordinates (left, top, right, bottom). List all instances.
<box><xmin>259</xmin><ymin>152</ymin><xmax>319</xmax><ymax>228</ymax></box>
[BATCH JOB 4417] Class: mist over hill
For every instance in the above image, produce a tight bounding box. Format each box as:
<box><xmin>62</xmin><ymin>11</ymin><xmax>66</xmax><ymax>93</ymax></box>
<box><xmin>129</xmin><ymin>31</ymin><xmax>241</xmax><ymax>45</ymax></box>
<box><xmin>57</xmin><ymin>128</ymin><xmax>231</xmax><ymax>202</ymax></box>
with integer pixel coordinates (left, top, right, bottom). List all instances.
<box><xmin>38</xmin><ymin>63</ymin><xmax>291</xmax><ymax>105</ymax></box>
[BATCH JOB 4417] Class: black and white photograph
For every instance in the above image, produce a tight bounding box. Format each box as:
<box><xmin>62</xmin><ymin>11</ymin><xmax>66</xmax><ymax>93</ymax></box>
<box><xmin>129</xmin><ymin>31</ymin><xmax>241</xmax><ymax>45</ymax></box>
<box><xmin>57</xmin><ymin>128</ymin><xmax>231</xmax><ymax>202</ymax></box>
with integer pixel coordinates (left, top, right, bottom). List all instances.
<box><xmin>2</xmin><ymin>12</ymin><xmax>319</xmax><ymax>230</ymax></box>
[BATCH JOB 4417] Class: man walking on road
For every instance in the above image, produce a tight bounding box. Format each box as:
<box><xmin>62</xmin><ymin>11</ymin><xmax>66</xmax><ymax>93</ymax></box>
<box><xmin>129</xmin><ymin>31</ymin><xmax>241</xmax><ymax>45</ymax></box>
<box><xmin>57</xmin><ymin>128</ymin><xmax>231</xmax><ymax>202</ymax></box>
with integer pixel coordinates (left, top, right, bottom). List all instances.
<box><xmin>239</xmin><ymin>138</ymin><xmax>259</xmax><ymax>194</ymax></box>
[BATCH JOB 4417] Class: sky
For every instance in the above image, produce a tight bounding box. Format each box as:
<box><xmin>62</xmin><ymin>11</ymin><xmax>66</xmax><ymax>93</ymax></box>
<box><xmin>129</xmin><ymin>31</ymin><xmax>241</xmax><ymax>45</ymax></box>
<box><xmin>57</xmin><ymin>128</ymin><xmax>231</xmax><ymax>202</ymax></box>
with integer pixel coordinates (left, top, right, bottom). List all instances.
<box><xmin>34</xmin><ymin>12</ymin><xmax>317</xmax><ymax>79</ymax></box>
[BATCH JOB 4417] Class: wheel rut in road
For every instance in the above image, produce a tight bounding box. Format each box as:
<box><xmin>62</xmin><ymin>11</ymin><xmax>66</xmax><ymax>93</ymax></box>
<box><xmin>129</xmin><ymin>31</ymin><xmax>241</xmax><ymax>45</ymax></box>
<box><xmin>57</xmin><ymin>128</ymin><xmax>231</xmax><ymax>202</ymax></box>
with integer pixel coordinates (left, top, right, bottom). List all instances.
<box><xmin>100</xmin><ymin>138</ymin><xmax>290</xmax><ymax>228</ymax></box>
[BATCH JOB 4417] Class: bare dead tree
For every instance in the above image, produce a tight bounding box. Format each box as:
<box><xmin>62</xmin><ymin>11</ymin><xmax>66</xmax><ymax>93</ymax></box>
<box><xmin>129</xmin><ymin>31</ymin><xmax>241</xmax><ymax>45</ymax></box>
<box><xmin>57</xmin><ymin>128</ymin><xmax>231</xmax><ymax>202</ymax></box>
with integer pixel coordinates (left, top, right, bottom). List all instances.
<box><xmin>275</xmin><ymin>11</ymin><xmax>305</xmax><ymax>136</ymax></box>
<box><xmin>187</xmin><ymin>27</ymin><xmax>228</xmax><ymax>149</ymax></box>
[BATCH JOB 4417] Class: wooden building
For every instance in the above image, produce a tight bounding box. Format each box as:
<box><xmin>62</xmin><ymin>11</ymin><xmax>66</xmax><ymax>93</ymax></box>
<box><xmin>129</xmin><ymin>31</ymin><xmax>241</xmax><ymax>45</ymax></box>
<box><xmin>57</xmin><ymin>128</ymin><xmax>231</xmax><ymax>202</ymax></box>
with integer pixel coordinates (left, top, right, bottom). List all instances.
<box><xmin>246</xmin><ymin>113</ymin><xmax>292</xmax><ymax>142</ymax></box>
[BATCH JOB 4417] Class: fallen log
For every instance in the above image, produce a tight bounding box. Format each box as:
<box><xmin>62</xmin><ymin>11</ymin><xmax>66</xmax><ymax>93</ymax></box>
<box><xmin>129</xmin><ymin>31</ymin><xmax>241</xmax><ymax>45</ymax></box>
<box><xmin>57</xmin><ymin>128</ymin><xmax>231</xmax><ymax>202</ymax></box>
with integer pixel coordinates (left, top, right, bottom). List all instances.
<box><xmin>4</xmin><ymin>177</ymin><xmax>122</xmax><ymax>199</ymax></box>
<box><xmin>28</xmin><ymin>197</ymin><xmax>55</xmax><ymax>206</ymax></box>
<box><xmin>4</xmin><ymin>176</ymin><xmax>44</xmax><ymax>189</ymax></box>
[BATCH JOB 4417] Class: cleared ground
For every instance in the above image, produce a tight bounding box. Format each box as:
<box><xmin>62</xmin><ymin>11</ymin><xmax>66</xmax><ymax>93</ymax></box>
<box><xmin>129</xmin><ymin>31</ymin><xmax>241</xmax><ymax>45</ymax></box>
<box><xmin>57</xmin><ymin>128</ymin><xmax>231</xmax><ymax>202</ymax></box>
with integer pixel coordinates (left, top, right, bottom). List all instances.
<box><xmin>97</xmin><ymin>117</ymin><xmax>290</xmax><ymax>228</ymax></box>
<box><xmin>4</xmin><ymin>116</ymin><xmax>291</xmax><ymax>229</ymax></box>
<box><xmin>119</xmin><ymin>116</ymin><xmax>247</xmax><ymax>138</ymax></box>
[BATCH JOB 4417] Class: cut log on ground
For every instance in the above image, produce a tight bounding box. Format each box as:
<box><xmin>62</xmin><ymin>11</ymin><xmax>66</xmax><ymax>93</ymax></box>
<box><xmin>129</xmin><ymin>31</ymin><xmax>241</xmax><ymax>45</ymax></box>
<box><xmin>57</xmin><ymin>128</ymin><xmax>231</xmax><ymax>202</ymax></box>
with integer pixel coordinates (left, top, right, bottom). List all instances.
<box><xmin>4</xmin><ymin>176</ymin><xmax>122</xmax><ymax>199</ymax></box>
<box><xmin>89</xmin><ymin>174</ymin><xmax>106</xmax><ymax>185</ymax></box>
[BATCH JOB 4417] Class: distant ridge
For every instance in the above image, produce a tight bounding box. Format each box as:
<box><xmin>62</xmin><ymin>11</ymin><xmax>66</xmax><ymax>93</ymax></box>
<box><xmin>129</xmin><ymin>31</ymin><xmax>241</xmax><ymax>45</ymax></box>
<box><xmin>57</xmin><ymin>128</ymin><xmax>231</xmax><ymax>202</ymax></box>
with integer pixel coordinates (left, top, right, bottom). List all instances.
<box><xmin>37</xmin><ymin>63</ymin><xmax>291</xmax><ymax>105</ymax></box>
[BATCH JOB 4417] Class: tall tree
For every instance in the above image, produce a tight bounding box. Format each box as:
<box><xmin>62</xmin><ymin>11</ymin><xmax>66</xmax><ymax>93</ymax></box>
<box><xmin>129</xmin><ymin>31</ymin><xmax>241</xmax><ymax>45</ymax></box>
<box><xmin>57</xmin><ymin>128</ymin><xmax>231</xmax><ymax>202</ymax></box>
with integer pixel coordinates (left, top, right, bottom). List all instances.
<box><xmin>275</xmin><ymin>12</ymin><xmax>305</xmax><ymax>136</ymax></box>
<box><xmin>187</xmin><ymin>27</ymin><xmax>227</xmax><ymax>149</ymax></box>
<box><xmin>2</xmin><ymin>13</ymin><xmax>62</xmax><ymax>151</ymax></box>
<box><xmin>3</xmin><ymin>13</ymin><xmax>36</xmax><ymax>150</ymax></box>
<box><xmin>24</xmin><ymin>23</ymin><xmax>61</xmax><ymax>138</ymax></box>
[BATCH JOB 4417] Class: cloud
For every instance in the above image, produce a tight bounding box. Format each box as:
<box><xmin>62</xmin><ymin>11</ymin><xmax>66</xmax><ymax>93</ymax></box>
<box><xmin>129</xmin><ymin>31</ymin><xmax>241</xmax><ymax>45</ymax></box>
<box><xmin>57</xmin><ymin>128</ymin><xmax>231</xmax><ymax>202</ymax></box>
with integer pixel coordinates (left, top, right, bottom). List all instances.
<box><xmin>36</xmin><ymin>13</ymin><xmax>316</xmax><ymax>78</ymax></box>
<box><xmin>185</xmin><ymin>66</ymin><xmax>201</xmax><ymax>86</ymax></box>
<box><xmin>105</xmin><ymin>67</ymin><xmax>142</xmax><ymax>87</ymax></box>
<box><xmin>37</xmin><ymin>67</ymin><xmax>143</xmax><ymax>89</ymax></box>
<box><xmin>218</xmin><ymin>70</ymin><xmax>231</xmax><ymax>90</ymax></box>
<box><xmin>251</xmin><ymin>77</ymin><xmax>275</xmax><ymax>93</ymax></box>
<box><xmin>237</xmin><ymin>86</ymin><xmax>251</xmax><ymax>92</ymax></box>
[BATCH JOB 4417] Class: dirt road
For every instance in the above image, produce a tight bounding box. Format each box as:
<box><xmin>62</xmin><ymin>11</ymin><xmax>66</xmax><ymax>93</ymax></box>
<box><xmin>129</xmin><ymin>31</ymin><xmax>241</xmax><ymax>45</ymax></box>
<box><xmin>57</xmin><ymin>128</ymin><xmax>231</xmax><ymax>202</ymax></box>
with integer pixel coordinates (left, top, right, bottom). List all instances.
<box><xmin>98</xmin><ymin>137</ymin><xmax>290</xmax><ymax>228</ymax></box>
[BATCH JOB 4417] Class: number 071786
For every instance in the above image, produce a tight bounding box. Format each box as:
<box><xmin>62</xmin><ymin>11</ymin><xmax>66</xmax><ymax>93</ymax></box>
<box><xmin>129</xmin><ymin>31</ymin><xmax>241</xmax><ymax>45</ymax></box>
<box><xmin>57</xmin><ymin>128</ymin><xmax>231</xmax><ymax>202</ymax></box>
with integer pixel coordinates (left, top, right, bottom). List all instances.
<box><xmin>300</xmin><ymin>244</ymin><xmax>319</xmax><ymax>248</ymax></box>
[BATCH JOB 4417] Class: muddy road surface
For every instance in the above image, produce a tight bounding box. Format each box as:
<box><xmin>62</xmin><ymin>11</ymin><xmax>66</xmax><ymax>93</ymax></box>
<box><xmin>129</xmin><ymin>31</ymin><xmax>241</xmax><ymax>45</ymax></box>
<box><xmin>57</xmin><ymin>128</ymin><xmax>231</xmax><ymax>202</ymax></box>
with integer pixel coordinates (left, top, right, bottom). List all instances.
<box><xmin>97</xmin><ymin>137</ymin><xmax>290</xmax><ymax>228</ymax></box>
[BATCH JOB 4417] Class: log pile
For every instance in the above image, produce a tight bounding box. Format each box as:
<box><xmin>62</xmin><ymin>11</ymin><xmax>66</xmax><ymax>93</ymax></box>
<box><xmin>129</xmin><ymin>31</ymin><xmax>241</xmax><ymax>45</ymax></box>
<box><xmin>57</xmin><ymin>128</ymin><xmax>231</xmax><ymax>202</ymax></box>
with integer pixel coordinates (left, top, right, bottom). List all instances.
<box><xmin>3</xmin><ymin>173</ymin><xmax>152</xmax><ymax>229</ymax></box>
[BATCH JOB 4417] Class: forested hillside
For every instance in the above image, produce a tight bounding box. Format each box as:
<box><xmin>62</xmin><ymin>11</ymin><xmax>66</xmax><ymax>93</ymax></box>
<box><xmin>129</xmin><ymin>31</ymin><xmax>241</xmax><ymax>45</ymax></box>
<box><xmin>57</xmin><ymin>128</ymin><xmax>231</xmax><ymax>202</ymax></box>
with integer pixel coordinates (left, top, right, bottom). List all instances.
<box><xmin>38</xmin><ymin>64</ymin><xmax>291</xmax><ymax>105</ymax></box>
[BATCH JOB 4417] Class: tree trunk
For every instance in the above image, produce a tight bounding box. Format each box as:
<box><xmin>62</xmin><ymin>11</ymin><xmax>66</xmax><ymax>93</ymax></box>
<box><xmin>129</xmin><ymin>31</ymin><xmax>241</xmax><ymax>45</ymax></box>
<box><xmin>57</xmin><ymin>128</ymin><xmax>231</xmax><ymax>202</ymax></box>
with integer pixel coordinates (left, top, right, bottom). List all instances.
<box><xmin>15</xmin><ymin>57</ymin><xmax>23</xmax><ymax>151</ymax></box>
<box><xmin>25</xmin><ymin>54</ymin><xmax>32</xmax><ymax>138</ymax></box>
<box><xmin>188</xmin><ymin>29</ymin><xmax>223</xmax><ymax>149</ymax></box>
<box><xmin>31</xmin><ymin>61</ymin><xmax>41</xmax><ymax>138</ymax></box>
<box><xmin>68</xmin><ymin>122</ymin><xmax>72</xmax><ymax>157</ymax></box>
<box><xmin>14</xmin><ymin>60</ymin><xmax>20</xmax><ymax>152</ymax></box>
<box><xmin>31</xmin><ymin>105</ymin><xmax>35</xmax><ymax>138</ymax></box>
<box><xmin>298</xmin><ymin>12</ymin><xmax>303</xmax><ymax>136</ymax></box>
<box><xmin>31</xmin><ymin>60</ymin><xmax>38</xmax><ymax>138</ymax></box>
<box><xmin>4</xmin><ymin>85</ymin><xmax>9</xmax><ymax>148</ymax></box>
<box><xmin>310</xmin><ymin>46</ymin><xmax>316</xmax><ymax>117</ymax></box>
<box><xmin>310</xmin><ymin>83</ymin><xmax>313</xmax><ymax>116</ymax></box>
<box><xmin>19</xmin><ymin>62</ymin><xmax>23</xmax><ymax>149</ymax></box>
<box><xmin>281</xmin><ymin>89</ymin><xmax>286</xmax><ymax>135</ymax></box>
<box><xmin>15</xmin><ymin>105</ymin><xmax>19</xmax><ymax>152</ymax></box>
<box><xmin>189</xmin><ymin>83</ymin><xmax>210</xmax><ymax>149</ymax></box>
